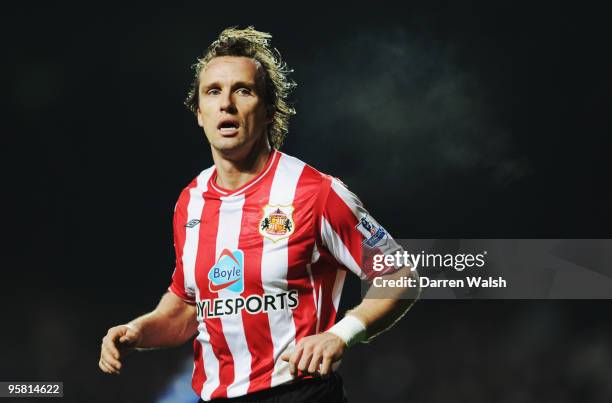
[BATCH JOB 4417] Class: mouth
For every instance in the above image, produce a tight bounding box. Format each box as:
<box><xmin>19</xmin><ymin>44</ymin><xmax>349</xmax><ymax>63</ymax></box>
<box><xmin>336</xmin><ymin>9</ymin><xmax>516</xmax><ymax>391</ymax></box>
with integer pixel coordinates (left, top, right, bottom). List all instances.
<box><xmin>217</xmin><ymin>118</ymin><xmax>240</xmax><ymax>136</ymax></box>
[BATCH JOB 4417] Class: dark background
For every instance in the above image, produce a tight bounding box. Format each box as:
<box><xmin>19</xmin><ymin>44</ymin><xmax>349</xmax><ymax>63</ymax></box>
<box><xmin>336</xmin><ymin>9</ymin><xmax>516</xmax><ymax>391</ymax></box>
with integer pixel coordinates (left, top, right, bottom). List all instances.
<box><xmin>2</xmin><ymin>2</ymin><xmax>611</xmax><ymax>402</ymax></box>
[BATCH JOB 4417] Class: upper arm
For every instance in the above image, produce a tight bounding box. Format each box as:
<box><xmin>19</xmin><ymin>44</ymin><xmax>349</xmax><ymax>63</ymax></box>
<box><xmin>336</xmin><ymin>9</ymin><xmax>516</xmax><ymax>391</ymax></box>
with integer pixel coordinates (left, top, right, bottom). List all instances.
<box><xmin>320</xmin><ymin>177</ymin><xmax>404</xmax><ymax>281</ymax></box>
<box><xmin>169</xmin><ymin>186</ymin><xmax>197</xmax><ymax>303</ymax></box>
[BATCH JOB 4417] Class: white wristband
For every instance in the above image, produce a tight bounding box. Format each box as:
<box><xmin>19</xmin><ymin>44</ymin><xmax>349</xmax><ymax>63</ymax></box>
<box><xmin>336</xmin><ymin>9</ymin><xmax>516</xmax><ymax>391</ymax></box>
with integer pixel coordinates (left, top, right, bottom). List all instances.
<box><xmin>326</xmin><ymin>315</ymin><xmax>367</xmax><ymax>348</ymax></box>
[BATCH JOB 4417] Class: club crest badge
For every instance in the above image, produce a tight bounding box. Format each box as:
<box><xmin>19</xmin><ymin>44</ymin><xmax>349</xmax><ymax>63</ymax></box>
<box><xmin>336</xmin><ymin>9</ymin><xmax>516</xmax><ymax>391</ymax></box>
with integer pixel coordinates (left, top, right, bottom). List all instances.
<box><xmin>259</xmin><ymin>204</ymin><xmax>295</xmax><ymax>242</ymax></box>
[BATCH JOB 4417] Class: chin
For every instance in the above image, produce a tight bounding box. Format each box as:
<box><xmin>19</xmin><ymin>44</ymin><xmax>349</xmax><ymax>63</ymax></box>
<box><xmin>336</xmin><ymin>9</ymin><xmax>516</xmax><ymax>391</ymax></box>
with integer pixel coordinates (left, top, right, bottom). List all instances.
<box><xmin>212</xmin><ymin>139</ymin><xmax>248</xmax><ymax>154</ymax></box>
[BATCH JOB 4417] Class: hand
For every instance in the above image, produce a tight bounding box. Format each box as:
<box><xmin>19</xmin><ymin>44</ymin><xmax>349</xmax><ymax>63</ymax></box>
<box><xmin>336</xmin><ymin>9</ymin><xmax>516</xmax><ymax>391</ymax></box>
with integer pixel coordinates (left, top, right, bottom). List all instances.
<box><xmin>99</xmin><ymin>324</ymin><xmax>142</xmax><ymax>374</ymax></box>
<box><xmin>280</xmin><ymin>332</ymin><xmax>345</xmax><ymax>377</ymax></box>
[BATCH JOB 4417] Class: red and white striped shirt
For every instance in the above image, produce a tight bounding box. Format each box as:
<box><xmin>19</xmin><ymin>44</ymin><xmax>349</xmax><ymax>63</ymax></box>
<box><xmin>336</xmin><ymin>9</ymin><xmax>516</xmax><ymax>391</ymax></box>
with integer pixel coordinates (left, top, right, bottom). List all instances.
<box><xmin>169</xmin><ymin>149</ymin><xmax>401</xmax><ymax>401</ymax></box>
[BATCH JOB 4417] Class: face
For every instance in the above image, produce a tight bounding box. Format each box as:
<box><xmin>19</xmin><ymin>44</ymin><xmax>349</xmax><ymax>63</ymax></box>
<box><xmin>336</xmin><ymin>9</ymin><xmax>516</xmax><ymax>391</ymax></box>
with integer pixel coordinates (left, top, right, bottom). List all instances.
<box><xmin>197</xmin><ymin>56</ymin><xmax>272</xmax><ymax>157</ymax></box>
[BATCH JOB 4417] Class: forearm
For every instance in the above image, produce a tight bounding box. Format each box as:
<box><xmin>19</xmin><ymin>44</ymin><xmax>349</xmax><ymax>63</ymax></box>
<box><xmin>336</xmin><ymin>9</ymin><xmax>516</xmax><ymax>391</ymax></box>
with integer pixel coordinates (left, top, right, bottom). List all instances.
<box><xmin>346</xmin><ymin>265</ymin><xmax>420</xmax><ymax>339</ymax></box>
<box><xmin>128</xmin><ymin>292</ymin><xmax>198</xmax><ymax>349</ymax></box>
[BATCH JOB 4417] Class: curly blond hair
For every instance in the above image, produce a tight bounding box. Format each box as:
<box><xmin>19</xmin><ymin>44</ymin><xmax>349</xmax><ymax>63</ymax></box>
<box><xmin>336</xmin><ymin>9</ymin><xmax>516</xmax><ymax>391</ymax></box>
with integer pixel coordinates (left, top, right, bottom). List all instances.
<box><xmin>184</xmin><ymin>26</ymin><xmax>297</xmax><ymax>149</ymax></box>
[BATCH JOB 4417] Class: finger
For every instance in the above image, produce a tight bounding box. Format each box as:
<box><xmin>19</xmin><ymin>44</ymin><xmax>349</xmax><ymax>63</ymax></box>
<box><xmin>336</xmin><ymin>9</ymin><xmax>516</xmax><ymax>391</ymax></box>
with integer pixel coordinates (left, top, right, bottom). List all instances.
<box><xmin>101</xmin><ymin>354</ymin><xmax>121</xmax><ymax>372</ymax></box>
<box><xmin>280</xmin><ymin>343</ymin><xmax>292</xmax><ymax>362</ymax></box>
<box><xmin>320</xmin><ymin>354</ymin><xmax>333</xmax><ymax>376</ymax></box>
<box><xmin>119</xmin><ymin>328</ymin><xmax>135</xmax><ymax>344</ymax></box>
<box><xmin>99</xmin><ymin>358</ymin><xmax>117</xmax><ymax>374</ymax></box>
<box><xmin>102</xmin><ymin>342</ymin><xmax>120</xmax><ymax>363</ymax></box>
<box><xmin>108</xmin><ymin>327</ymin><xmax>125</xmax><ymax>342</ymax></box>
<box><xmin>308</xmin><ymin>349</ymin><xmax>322</xmax><ymax>374</ymax></box>
<box><xmin>101</xmin><ymin>347</ymin><xmax>122</xmax><ymax>370</ymax></box>
<box><xmin>297</xmin><ymin>347</ymin><xmax>313</xmax><ymax>373</ymax></box>
<box><xmin>288</xmin><ymin>347</ymin><xmax>303</xmax><ymax>376</ymax></box>
<box><xmin>102</xmin><ymin>340</ymin><xmax>120</xmax><ymax>361</ymax></box>
<box><xmin>98</xmin><ymin>359</ymin><xmax>109</xmax><ymax>373</ymax></box>
<box><xmin>120</xmin><ymin>325</ymin><xmax>141</xmax><ymax>349</ymax></box>
<box><xmin>105</xmin><ymin>357</ymin><xmax>122</xmax><ymax>374</ymax></box>
<box><xmin>109</xmin><ymin>358</ymin><xmax>122</xmax><ymax>372</ymax></box>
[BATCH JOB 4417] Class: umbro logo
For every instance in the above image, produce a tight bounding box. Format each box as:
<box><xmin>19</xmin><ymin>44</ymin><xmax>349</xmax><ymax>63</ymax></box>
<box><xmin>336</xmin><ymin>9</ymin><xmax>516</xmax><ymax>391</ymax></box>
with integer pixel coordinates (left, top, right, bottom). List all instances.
<box><xmin>185</xmin><ymin>219</ymin><xmax>201</xmax><ymax>228</ymax></box>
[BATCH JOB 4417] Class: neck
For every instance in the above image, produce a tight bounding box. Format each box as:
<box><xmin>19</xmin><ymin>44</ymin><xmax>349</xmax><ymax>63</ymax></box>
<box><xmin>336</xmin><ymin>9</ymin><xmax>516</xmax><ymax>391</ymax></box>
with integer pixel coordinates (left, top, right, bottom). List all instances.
<box><xmin>212</xmin><ymin>137</ymin><xmax>273</xmax><ymax>191</ymax></box>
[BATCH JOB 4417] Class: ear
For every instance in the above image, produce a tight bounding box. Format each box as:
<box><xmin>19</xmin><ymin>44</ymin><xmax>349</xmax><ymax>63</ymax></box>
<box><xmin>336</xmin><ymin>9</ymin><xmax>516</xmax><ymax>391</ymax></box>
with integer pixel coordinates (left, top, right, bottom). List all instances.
<box><xmin>196</xmin><ymin>107</ymin><xmax>204</xmax><ymax>128</ymax></box>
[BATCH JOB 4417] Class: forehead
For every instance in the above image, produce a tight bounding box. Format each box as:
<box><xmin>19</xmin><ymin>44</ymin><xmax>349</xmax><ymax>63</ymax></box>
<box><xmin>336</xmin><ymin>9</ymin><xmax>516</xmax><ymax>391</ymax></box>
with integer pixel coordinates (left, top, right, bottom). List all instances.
<box><xmin>199</xmin><ymin>56</ymin><xmax>261</xmax><ymax>86</ymax></box>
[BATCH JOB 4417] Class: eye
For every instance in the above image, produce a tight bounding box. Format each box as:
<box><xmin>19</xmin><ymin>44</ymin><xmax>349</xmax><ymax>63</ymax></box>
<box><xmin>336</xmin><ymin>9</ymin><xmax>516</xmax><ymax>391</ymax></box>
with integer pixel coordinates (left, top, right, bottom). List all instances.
<box><xmin>236</xmin><ymin>87</ymin><xmax>252</xmax><ymax>95</ymax></box>
<box><xmin>206</xmin><ymin>88</ymin><xmax>221</xmax><ymax>95</ymax></box>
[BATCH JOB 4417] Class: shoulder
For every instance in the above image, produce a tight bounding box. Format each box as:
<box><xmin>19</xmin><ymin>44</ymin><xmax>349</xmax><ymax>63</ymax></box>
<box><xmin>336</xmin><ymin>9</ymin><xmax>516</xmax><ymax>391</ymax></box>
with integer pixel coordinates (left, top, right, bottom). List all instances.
<box><xmin>175</xmin><ymin>165</ymin><xmax>215</xmax><ymax>208</ymax></box>
<box><xmin>276</xmin><ymin>151</ymin><xmax>335</xmax><ymax>190</ymax></box>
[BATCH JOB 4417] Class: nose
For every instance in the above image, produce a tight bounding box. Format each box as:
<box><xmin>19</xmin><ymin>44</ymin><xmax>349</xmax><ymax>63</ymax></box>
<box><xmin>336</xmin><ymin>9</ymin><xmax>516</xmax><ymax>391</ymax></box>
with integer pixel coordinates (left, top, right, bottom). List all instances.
<box><xmin>220</xmin><ymin>90</ymin><xmax>236</xmax><ymax>113</ymax></box>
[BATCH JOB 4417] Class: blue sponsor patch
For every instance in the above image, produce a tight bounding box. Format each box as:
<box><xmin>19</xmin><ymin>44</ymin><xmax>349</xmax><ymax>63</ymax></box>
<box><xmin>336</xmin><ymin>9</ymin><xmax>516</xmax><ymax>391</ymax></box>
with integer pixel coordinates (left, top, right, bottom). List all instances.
<box><xmin>208</xmin><ymin>249</ymin><xmax>244</xmax><ymax>293</ymax></box>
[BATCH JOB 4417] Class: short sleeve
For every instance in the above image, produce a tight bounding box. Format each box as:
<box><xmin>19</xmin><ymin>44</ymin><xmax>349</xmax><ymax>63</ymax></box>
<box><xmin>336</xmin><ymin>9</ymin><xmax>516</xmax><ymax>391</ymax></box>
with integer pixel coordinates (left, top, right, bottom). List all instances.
<box><xmin>320</xmin><ymin>177</ymin><xmax>404</xmax><ymax>281</ymax></box>
<box><xmin>168</xmin><ymin>188</ymin><xmax>196</xmax><ymax>304</ymax></box>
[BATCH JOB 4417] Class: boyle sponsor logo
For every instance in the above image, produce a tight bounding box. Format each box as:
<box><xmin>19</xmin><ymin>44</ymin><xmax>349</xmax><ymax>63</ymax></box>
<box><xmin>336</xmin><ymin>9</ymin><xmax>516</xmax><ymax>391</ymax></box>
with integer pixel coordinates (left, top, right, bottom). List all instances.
<box><xmin>208</xmin><ymin>249</ymin><xmax>244</xmax><ymax>293</ymax></box>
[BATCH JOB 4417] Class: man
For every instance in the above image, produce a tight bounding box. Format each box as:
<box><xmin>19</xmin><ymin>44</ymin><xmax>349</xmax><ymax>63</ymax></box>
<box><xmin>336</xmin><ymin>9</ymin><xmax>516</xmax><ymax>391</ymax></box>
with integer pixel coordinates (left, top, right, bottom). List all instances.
<box><xmin>99</xmin><ymin>26</ymin><xmax>419</xmax><ymax>402</ymax></box>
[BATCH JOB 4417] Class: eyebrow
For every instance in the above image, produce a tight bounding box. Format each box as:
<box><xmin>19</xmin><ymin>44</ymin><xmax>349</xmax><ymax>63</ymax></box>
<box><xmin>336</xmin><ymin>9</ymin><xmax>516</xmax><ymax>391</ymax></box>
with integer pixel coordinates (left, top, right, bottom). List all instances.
<box><xmin>200</xmin><ymin>80</ymin><xmax>257</xmax><ymax>92</ymax></box>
